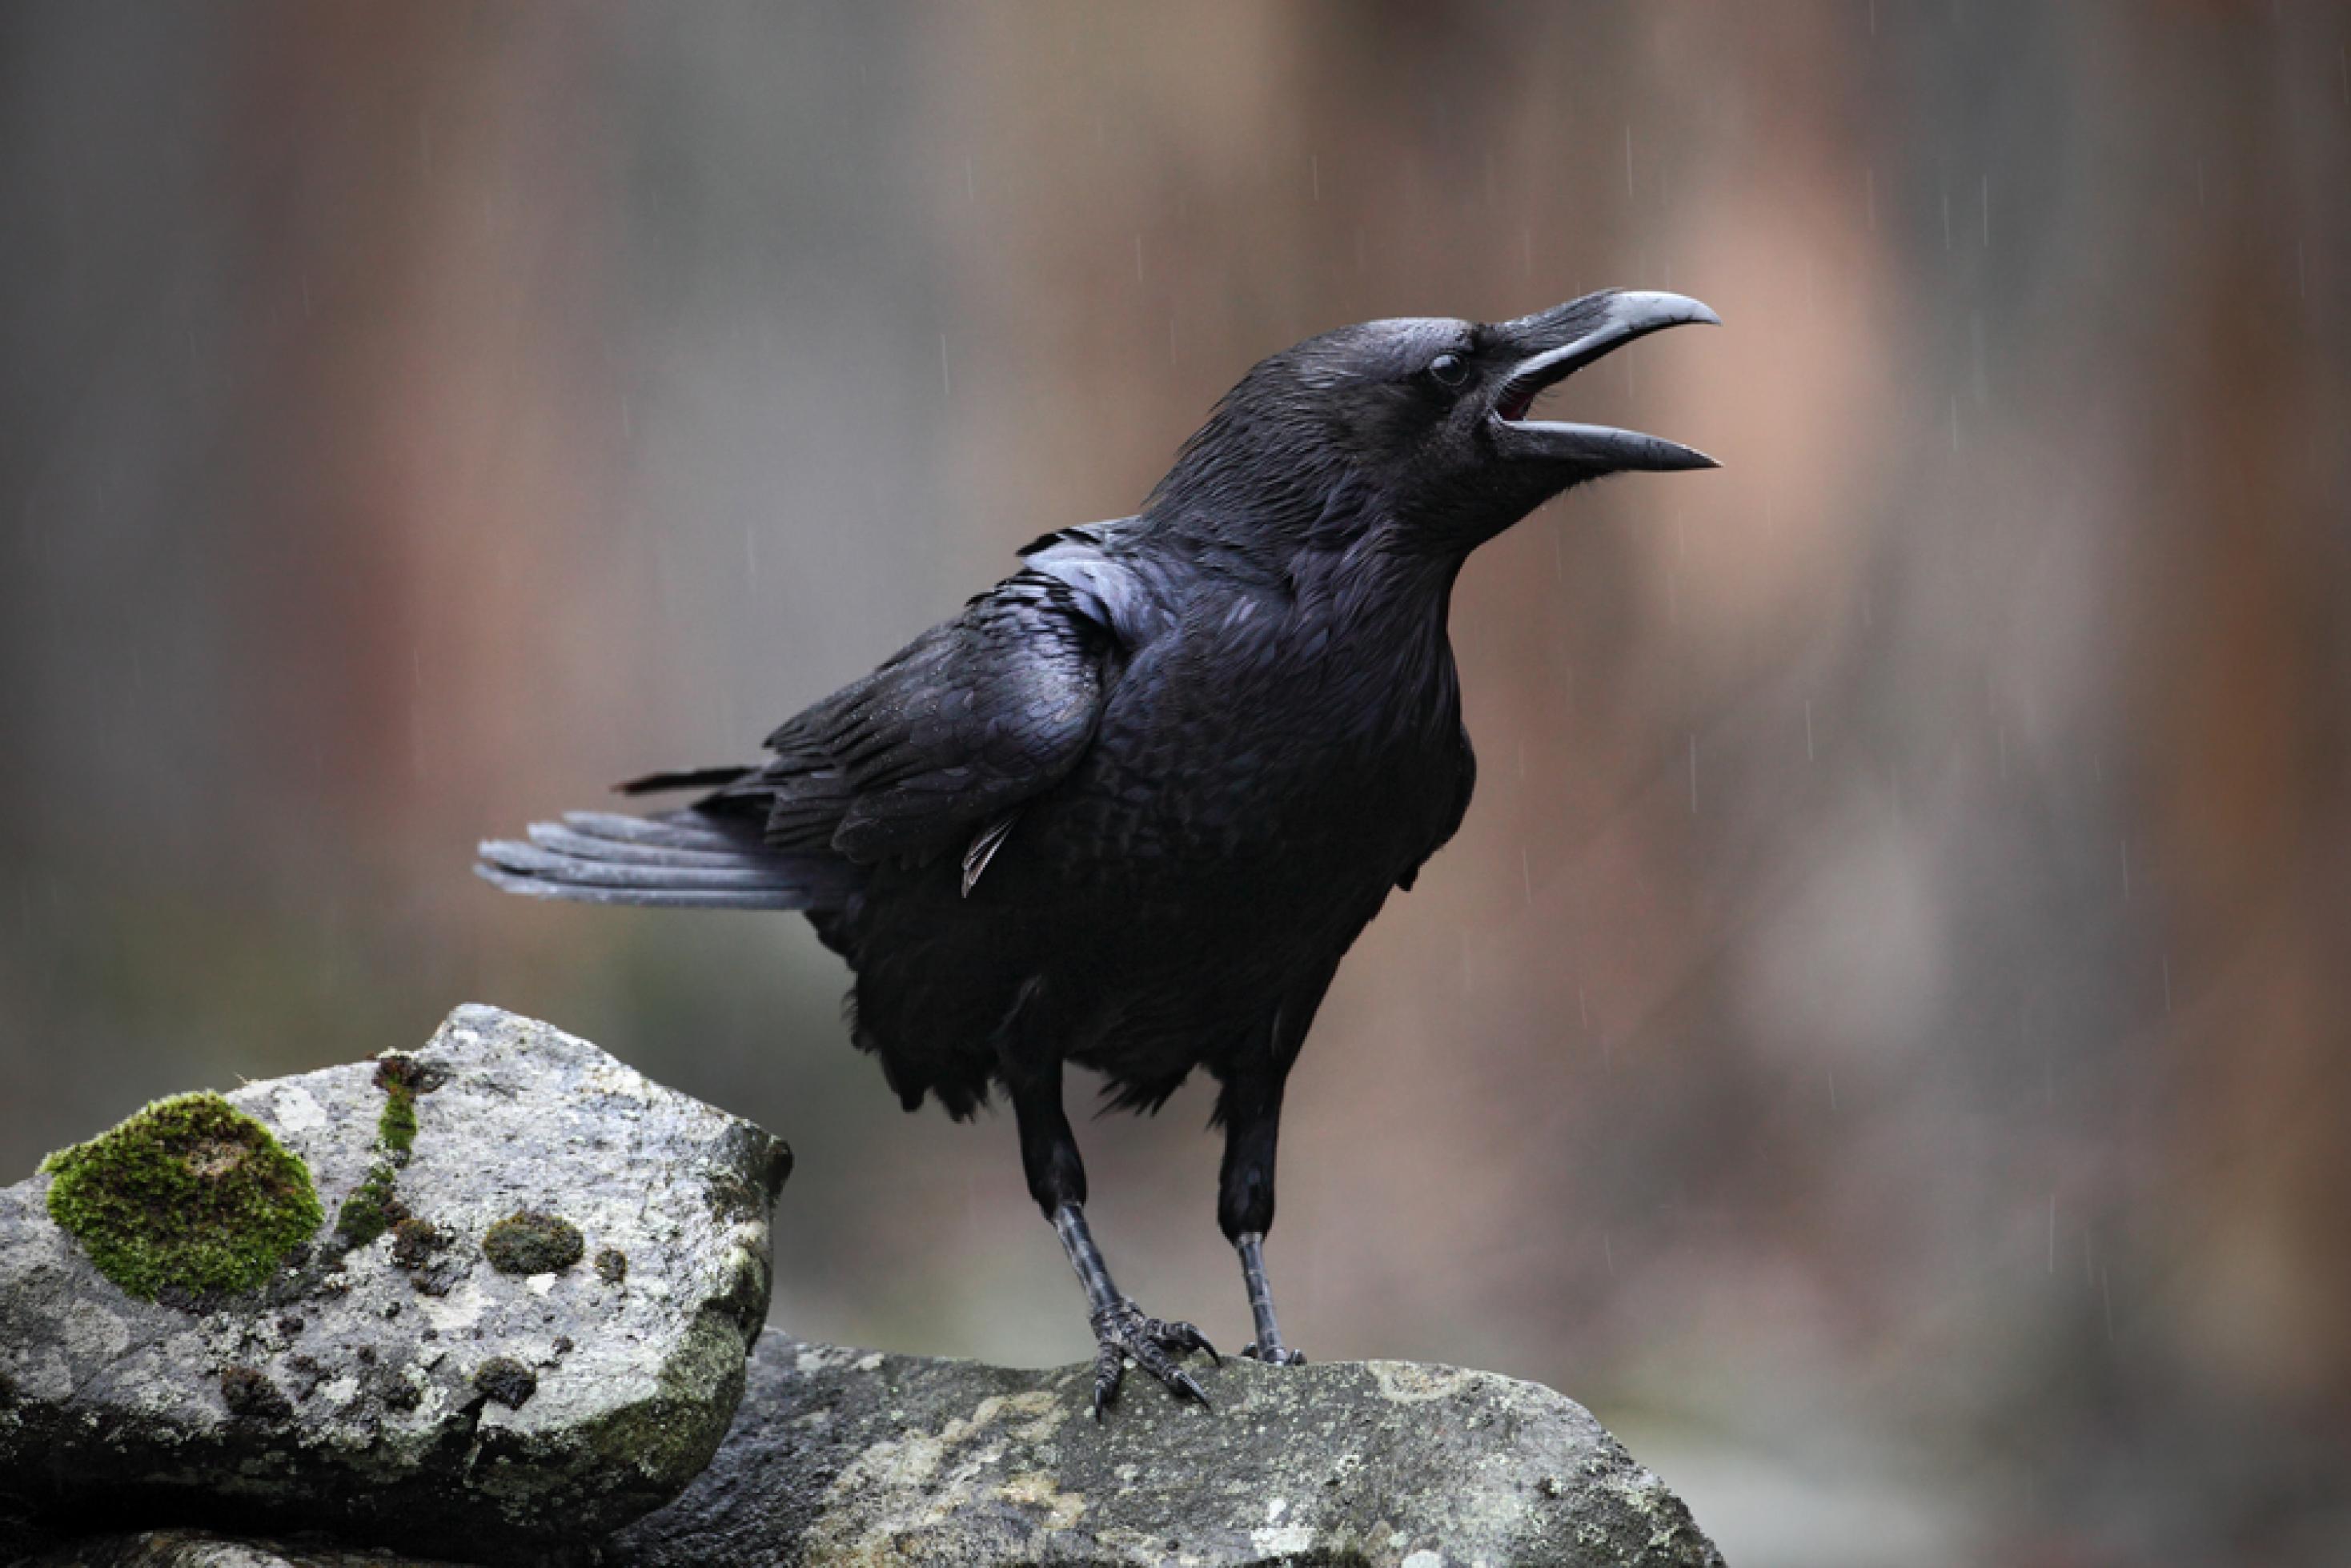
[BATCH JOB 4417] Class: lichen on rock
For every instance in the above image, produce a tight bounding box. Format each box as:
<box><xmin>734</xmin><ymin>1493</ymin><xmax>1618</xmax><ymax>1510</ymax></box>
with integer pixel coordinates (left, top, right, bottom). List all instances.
<box><xmin>40</xmin><ymin>1092</ymin><xmax>322</xmax><ymax>1301</ymax></box>
<box><xmin>608</xmin><ymin>1333</ymin><xmax>1727</xmax><ymax>1567</ymax></box>
<box><xmin>0</xmin><ymin>1004</ymin><xmax>792</xmax><ymax>1560</ymax></box>
<box><xmin>218</xmin><ymin>1365</ymin><xmax>294</xmax><ymax>1425</ymax></box>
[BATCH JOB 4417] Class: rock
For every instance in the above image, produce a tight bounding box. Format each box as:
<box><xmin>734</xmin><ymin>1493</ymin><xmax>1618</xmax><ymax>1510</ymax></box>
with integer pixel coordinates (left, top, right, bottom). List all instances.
<box><xmin>606</xmin><ymin>1333</ymin><xmax>1725</xmax><ymax>1568</ymax></box>
<box><xmin>0</xmin><ymin>1005</ymin><xmax>790</xmax><ymax>1562</ymax></box>
<box><xmin>14</xmin><ymin>1529</ymin><xmax>468</xmax><ymax>1566</ymax></box>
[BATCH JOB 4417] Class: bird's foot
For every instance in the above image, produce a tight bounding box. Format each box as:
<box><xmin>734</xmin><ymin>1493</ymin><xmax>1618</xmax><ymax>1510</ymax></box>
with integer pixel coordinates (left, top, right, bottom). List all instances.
<box><xmin>1241</xmin><ymin>1341</ymin><xmax>1306</xmax><ymax>1365</ymax></box>
<box><xmin>1090</xmin><ymin>1300</ymin><xmax>1218</xmax><ymax>1418</ymax></box>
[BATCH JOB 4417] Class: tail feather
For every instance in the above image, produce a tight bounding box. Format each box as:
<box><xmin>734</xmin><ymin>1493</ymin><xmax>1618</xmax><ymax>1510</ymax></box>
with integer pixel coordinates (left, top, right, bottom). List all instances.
<box><xmin>615</xmin><ymin>765</ymin><xmax>754</xmax><ymax>796</ymax></box>
<box><xmin>475</xmin><ymin>806</ymin><xmax>857</xmax><ymax>911</ymax></box>
<box><xmin>524</xmin><ymin>822</ymin><xmax>753</xmax><ymax>868</ymax></box>
<box><xmin>559</xmin><ymin>810</ymin><xmax>752</xmax><ymax>851</ymax></box>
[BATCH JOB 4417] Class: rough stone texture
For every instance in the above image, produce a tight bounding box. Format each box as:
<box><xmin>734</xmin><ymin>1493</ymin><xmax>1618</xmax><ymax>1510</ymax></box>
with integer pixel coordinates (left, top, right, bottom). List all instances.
<box><xmin>14</xmin><ymin>1530</ymin><xmax>467</xmax><ymax>1566</ymax></box>
<box><xmin>604</xmin><ymin>1333</ymin><xmax>1725</xmax><ymax>1568</ymax></box>
<box><xmin>0</xmin><ymin>1005</ymin><xmax>790</xmax><ymax>1562</ymax></box>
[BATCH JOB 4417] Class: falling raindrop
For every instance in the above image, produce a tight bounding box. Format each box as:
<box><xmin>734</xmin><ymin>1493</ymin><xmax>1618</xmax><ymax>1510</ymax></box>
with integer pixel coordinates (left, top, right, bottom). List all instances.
<box><xmin>939</xmin><ymin>334</ymin><xmax>951</xmax><ymax>399</ymax></box>
<box><xmin>1804</xmin><ymin>700</ymin><xmax>1815</xmax><ymax>761</ymax></box>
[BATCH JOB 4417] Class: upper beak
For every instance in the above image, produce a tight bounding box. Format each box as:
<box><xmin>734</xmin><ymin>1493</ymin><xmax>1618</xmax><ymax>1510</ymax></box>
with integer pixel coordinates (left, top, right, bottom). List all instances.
<box><xmin>1489</xmin><ymin>290</ymin><xmax>1721</xmax><ymax>473</ymax></box>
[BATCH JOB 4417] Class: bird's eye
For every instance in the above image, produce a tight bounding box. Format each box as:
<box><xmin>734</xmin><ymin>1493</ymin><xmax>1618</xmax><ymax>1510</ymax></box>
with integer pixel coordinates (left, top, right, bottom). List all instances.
<box><xmin>1426</xmin><ymin>352</ymin><xmax>1468</xmax><ymax>387</ymax></box>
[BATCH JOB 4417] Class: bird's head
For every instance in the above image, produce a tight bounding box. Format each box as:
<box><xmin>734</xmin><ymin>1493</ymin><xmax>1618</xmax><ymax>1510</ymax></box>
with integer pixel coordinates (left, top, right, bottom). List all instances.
<box><xmin>1150</xmin><ymin>290</ymin><xmax>1719</xmax><ymax>556</ymax></box>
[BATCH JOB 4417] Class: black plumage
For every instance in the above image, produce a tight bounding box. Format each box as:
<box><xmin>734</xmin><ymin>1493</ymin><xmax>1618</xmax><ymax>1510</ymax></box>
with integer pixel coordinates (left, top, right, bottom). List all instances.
<box><xmin>479</xmin><ymin>289</ymin><xmax>1719</xmax><ymax>1413</ymax></box>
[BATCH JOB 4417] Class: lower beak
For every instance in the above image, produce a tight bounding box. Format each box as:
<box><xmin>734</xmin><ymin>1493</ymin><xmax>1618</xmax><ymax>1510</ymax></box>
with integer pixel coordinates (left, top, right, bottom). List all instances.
<box><xmin>1490</xmin><ymin>290</ymin><xmax>1721</xmax><ymax>473</ymax></box>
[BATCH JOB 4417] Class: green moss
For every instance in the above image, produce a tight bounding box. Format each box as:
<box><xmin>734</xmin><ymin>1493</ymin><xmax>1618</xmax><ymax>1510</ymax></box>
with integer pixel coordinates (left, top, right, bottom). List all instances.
<box><xmin>333</xmin><ymin>1163</ymin><xmax>405</xmax><ymax>1250</ymax></box>
<box><xmin>483</xmin><ymin>1209</ymin><xmax>584</xmax><ymax>1275</ymax></box>
<box><xmin>390</xmin><ymin>1215</ymin><xmax>446</xmax><ymax>1269</ymax></box>
<box><xmin>371</xmin><ymin>1053</ymin><xmax>436</xmax><ymax>1159</ymax></box>
<box><xmin>472</xmin><ymin>1356</ymin><xmax>537</xmax><ymax>1409</ymax></box>
<box><xmin>41</xmin><ymin>1093</ymin><xmax>323</xmax><ymax>1301</ymax></box>
<box><xmin>379</xmin><ymin>1089</ymin><xmax>417</xmax><ymax>1155</ymax></box>
<box><xmin>593</xmin><ymin>1247</ymin><xmax>628</xmax><ymax>1285</ymax></box>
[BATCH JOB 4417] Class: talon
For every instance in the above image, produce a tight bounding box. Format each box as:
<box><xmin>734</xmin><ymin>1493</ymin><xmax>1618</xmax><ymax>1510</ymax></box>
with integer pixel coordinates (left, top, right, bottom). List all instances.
<box><xmin>1169</xmin><ymin>1319</ymin><xmax>1220</xmax><ymax>1365</ymax></box>
<box><xmin>1086</xmin><ymin>1300</ymin><xmax>1218</xmax><ymax>1414</ymax></box>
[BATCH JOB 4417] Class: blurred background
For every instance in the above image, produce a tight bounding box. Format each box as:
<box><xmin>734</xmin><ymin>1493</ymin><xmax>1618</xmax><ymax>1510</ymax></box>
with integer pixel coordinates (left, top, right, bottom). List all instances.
<box><xmin>3</xmin><ymin>2</ymin><xmax>2346</xmax><ymax>1562</ymax></box>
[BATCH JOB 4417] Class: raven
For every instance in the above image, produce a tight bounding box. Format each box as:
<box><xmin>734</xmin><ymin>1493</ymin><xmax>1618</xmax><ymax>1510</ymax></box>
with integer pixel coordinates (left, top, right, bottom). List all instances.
<box><xmin>479</xmin><ymin>290</ymin><xmax>1719</xmax><ymax>1414</ymax></box>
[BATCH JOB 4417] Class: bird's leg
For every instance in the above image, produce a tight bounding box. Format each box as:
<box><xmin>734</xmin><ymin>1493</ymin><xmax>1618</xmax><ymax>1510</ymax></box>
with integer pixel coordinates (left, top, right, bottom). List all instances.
<box><xmin>1217</xmin><ymin>1065</ymin><xmax>1306</xmax><ymax>1365</ymax></box>
<box><xmin>1005</xmin><ymin>1060</ymin><xmax>1216</xmax><ymax>1417</ymax></box>
<box><xmin>1234</xmin><ymin>1230</ymin><xmax>1302</xmax><ymax>1365</ymax></box>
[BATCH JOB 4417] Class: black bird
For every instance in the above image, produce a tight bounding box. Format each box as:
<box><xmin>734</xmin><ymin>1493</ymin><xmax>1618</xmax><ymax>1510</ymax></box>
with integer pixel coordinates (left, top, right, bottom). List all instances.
<box><xmin>479</xmin><ymin>289</ymin><xmax>1719</xmax><ymax>1414</ymax></box>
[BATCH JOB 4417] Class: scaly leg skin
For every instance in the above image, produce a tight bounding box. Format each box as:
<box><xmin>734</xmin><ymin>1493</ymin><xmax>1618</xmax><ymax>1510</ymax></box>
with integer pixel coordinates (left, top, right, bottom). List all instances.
<box><xmin>1054</xmin><ymin>1202</ymin><xmax>1218</xmax><ymax>1418</ymax></box>
<box><xmin>1218</xmin><ymin>1057</ymin><xmax>1308</xmax><ymax>1365</ymax></box>
<box><xmin>1234</xmin><ymin>1229</ymin><xmax>1306</xmax><ymax>1365</ymax></box>
<box><xmin>1004</xmin><ymin>1051</ymin><xmax>1214</xmax><ymax>1417</ymax></box>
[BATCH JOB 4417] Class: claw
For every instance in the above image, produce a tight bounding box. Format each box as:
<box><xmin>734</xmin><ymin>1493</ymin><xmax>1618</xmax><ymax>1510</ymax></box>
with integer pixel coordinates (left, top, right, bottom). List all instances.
<box><xmin>1162</xmin><ymin>1318</ymin><xmax>1221</xmax><ymax>1365</ymax></box>
<box><xmin>1242</xmin><ymin>1341</ymin><xmax>1307</xmax><ymax>1365</ymax></box>
<box><xmin>1087</xmin><ymin>1300</ymin><xmax>1218</xmax><ymax>1417</ymax></box>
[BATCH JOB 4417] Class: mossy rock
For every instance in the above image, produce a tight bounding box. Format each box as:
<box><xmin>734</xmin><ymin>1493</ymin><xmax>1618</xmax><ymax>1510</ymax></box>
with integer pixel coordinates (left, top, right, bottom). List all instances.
<box><xmin>0</xmin><ymin>1005</ymin><xmax>791</xmax><ymax>1559</ymax></box>
<box><xmin>483</xmin><ymin>1209</ymin><xmax>584</xmax><ymax>1275</ymax></box>
<box><xmin>332</xmin><ymin>1163</ymin><xmax>403</xmax><ymax>1250</ymax></box>
<box><xmin>41</xmin><ymin>1092</ymin><xmax>322</xmax><ymax>1301</ymax></box>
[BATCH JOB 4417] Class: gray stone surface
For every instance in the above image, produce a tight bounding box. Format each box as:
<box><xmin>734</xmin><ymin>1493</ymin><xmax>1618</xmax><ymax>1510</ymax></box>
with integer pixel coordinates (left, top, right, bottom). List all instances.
<box><xmin>606</xmin><ymin>1332</ymin><xmax>1726</xmax><ymax>1568</ymax></box>
<box><xmin>14</xmin><ymin>1529</ymin><xmax>465</xmax><ymax>1566</ymax></box>
<box><xmin>0</xmin><ymin>1005</ymin><xmax>789</xmax><ymax>1561</ymax></box>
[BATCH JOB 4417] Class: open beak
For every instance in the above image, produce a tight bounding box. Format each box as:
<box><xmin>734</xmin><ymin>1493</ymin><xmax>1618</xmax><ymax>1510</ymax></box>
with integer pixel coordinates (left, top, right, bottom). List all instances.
<box><xmin>1488</xmin><ymin>290</ymin><xmax>1721</xmax><ymax>473</ymax></box>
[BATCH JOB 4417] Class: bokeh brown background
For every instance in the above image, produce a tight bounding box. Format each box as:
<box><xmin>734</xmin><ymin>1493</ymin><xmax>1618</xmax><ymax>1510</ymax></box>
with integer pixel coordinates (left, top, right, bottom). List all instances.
<box><xmin>3</xmin><ymin>3</ymin><xmax>2346</xmax><ymax>1562</ymax></box>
